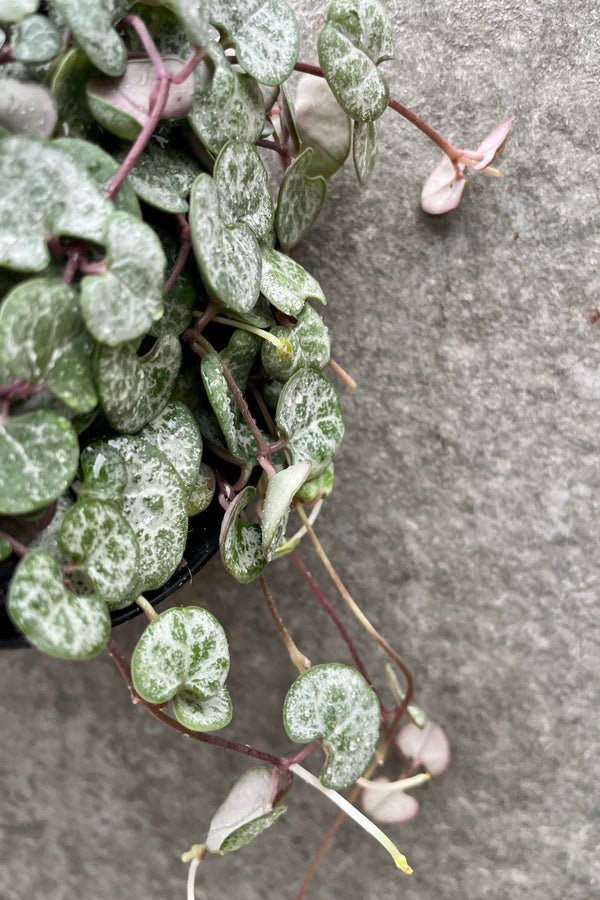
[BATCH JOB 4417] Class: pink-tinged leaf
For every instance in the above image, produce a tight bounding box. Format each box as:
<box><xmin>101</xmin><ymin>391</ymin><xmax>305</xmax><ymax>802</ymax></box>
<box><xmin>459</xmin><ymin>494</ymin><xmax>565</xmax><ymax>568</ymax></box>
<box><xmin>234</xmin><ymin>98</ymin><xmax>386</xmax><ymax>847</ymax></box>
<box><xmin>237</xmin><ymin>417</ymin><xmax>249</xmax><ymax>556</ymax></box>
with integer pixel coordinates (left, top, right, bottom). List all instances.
<box><xmin>420</xmin><ymin>155</ymin><xmax>467</xmax><ymax>215</ymax></box>
<box><xmin>395</xmin><ymin>722</ymin><xmax>451</xmax><ymax>777</ymax></box>
<box><xmin>473</xmin><ymin>117</ymin><xmax>514</xmax><ymax>171</ymax></box>
<box><xmin>360</xmin><ymin>778</ymin><xmax>420</xmax><ymax>824</ymax></box>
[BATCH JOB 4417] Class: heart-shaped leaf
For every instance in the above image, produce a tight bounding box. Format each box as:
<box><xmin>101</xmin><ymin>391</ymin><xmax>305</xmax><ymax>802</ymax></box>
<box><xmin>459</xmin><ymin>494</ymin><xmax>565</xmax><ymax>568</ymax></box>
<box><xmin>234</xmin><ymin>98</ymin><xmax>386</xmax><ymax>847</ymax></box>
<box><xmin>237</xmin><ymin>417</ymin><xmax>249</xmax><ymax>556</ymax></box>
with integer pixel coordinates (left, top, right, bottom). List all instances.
<box><xmin>283</xmin><ymin>663</ymin><xmax>380</xmax><ymax>789</ymax></box>
<box><xmin>117</xmin><ymin>142</ymin><xmax>201</xmax><ymax>214</ymax></box>
<box><xmin>0</xmin><ymin>278</ymin><xmax>97</xmax><ymax>413</ymax></box>
<box><xmin>206</xmin><ymin>767</ymin><xmax>287</xmax><ymax>854</ymax></box>
<box><xmin>0</xmin><ymin>135</ymin><xmax>112</xmax><ymax>271</ymax></box>
<box><xmin>395</xmin><ymin>722</ymin><xmax>451</xmax><ymax>776</ymax></box>
<box><xmin>0</xmin><ymin>411</ymin><xmax>79</xmax><ymax>515</ymax></box>
<box><xmin>7</xmin><ymin>549</ymin><xmax>111</xmax><ymax>659</ymax></box>
<box><xmin>81</xmin><ymin>211</ymin><xmax>166</xmax><ymax>346</ymax></box>
<box><xmin>51</xmin><ymin>0</ymin><xmax>127</xmax><ymax>77</ymax></box>
<box><xmin>86</xmin><ymin>58</ymin><xmax>195</xmax><ymax>140</ymax></box>
<box><xmin>78</xmin><ymin>442</ymin><xmax>128</xmax><ymax>506</ymax></box>
<box><xmin>360</xmin><ymin>778</ymin><xmax>419</xmax><ymax>824</ymax></box>
<box><xmin>0</xmin><ymin>0</ymin><xmax>37</xmax><ymax>24</ymax></box>
<box><xmin>275</xmin><ymin>149</ymin><xmax>326</xmax><ymax>249</ymax></box>
<box><xmin>220</xmin><ymin>485</ymin><xmax>266</xmax><ymax>583</ymax></box>
<box><xmin>189</xmin><ymin>43</ymin><xmax>265</xmax><ymax>156</ymax></box>
<box><xmin>327</xmin><ymin>0</ymin><xmax>395</xmax><ymax>65</ymax></box>
<box><xmin>11</xmin><ymin>14</ymin><xmax>61</xmax><ymax>63</ymax></box>
<box><xmin>138</xmin><ymin>400</ymin><xmax>202</xmax><ymax>494</ymax></box>
<box><xmin>57</xmin><ymin>498</ymin><xmax>140</xmax><ymax>608</ymax></box>
<box><xmin>421</xmin><ymin>155</ymin><xmax>467</xmax><ymax>215</ymax></box>
<box><xmin>190</xmin><ymin>173</ymin><xmax>262</xmax><ymax>314</ymax></box>
<box><xmin>295</xmin><ymin>302</ymin><xmax>331</xmax><ymax>368</ymax></box>
<box><xmin>353</xmin><ymin>118</ymin><xmax>378</xmax><ymax>184</ymax></box>
<box><xmin>106</xmin><ymin>435</ymin><xmax>188</xmax><ymax>591</ymax></box>
<box><xmin>317</xmin><ymin>22</ymin><xmax>389</xmax><ymax>122</ymax></box>
<box><xmin>261</xmin><ymin>460</ymin><xmax>311</xmax><ymax>558</ymax></box>
<box><xmin>172</xmin><ymin>686</ymin><xmax>233</xmax><ymax>732</ymax></box>
<box><xmin>0</xmin><ymin>78</ymin><xmax>57</xmax><ymax>138</ymax></box>
<box><xmin>201</xmin><ymin>352</ymin><xmax>257</xmax><ymax>462</ymax></box>
<box><xmin>294</xmin><ymin>74</ymin><xmax>351</xmax><ymax>179</ymax></box>
<box><xmin>53</xmin><ymin>137</ymin><xmax>141</xmax><ymax>218</ymax></box>
<box><xmin>214</xmin><ymin>140</ymin><xmax>274</xmax><ymax>247</ymax></box>
<box><xmin>210</xmin><ymin>0</ymin><xmax>299</xmax><ymax>86</ymax></box>
<box><xmin>187</xmin><ymin>462</ymin><xmax>215</xmax><ymax>516</ymax></box>
<box><xmin>260</xmin><ymin>248</ymin><xmax>326</xmax><ymax>316</ymax></box>
<box><xmin>96</xmin><ymin>334</ymin><xmax>181</xmax><ymax>433</ymax></box>
<box><xmin>131</xmin><ymin>606</ymin><xmax>230</xmax><ymax>706</ymax></box>
<box><xmin>276</xmin><ymin>369</ymin><xmax>344</xmax><ymax>477</ymax></box>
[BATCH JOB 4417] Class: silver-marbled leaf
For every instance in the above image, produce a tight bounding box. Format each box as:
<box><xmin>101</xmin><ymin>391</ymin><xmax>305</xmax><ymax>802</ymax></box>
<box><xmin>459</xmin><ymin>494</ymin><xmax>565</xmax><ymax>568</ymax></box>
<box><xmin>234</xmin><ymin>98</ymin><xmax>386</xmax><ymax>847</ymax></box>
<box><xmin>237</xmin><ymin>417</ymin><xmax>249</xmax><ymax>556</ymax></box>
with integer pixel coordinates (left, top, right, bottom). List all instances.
<box><xmin>283</xmin><ymin>663</ymin><xmax>380</xmax><ymax>789</ymax></box>
<box><xmin>0</xmin><ymin>0</ymin><xmax>37</xmax><ymax>24</ymax></box>
<box><xmin>353</xmin><ymin>118</ymin><xmax>378</xmax><ymax>184</ymax></box>
<box><xmin>81</xmin><ymin>211</ymin><xmax>166</xmax><ymax>346</ymax></box>
<box><xmin>275</xmin><ymin>368</ymin><xmax>344</xmax><ymax>476</ymax></box>
<box><xmin>0</xmin><ymin>278</ymin><xmax>97</xmax><ymax>413</ymax></box>
<box><xmin>317</xmin><ymin>22</ymin><xmax>389</xmax><ymax>122</ymax></box>
<box><xmin>57</xmin><ymin>498</ymin><xmax>140</xmax><ymax>608</ymax></box>
<box><xmin>96</xmin><ymin>334</ymin><xmax>182</xmax><ymax>433</ymax></box>
<box><xmin>0</xmin><ymin>411</ymin><xmax>79</xmax><ymax>515</ymax></box>
<box><xmin>106</xmin><ymin>435</ymin><xmax>188</xmax><ymax>591</ymax></box>
<box><xmin>11</xmin><ymin>14</ymin><xmax>61</xmax><ymax>62</ymax></box>
<box><xmin>260</xmin><ymin>325</ymin><xmax>302</xmax><ymax>382</ymax></box>
<box><xmin>187</xmin><ymin>462</ymin><xmax>215</xmax><ymax>516</ymax></box>
<box><xmin>78</xmin><ymin>442</ymin><xmax>128</xmax><ymax>506</ymax></box>
<box><xmin>295</xmin><ymin>462</ymin><xmax>334</xmax><ymax>502</ymax></box>
<box><xmin>219</xmin><ymin>485</ymin><xmax>266</xmax><ymax>583</ymax></box>
<box><xmin>52</xmin><ymin>137</ymin><xmax>141</xmax><ymax>217</ymax></box>
<box><xmin>294</xmin><ymin>302</ymin><xmax>331</xmax><ymax>369</ymax></box>
<box><xmin>201</xmin><ymin>352</ymin><xmax>257</xmax><ymax>461</ymax></box>
<box><xmin>260</xmin><ymin>248</ymin><xmax>326</xmax><ymax>316</ymax></box>
<box><xmin>275</xmin><ymin>149</ymin><xmax>326</xmax><ymax>249</ymax></box>
<box><xmin>190</xmin><ymin>172</ymin><xmax>262</xmax><ymax>314</ymax></box>
<box><xmin>0</xmin><ymin>135</ymin><xmax>112</xmax><ymax>271</ymax></box>
<box><xmin>214</xmin><ymin>140</ymin><xmax>274</xmax><ymax>246</ymax></box>
<box><xmin>51</xmin><ymin>0</ymin><xmax>127</xmax><ymax>77</ymax></box>
<box><xmin>0</xmin><ymin>78</ymin><xmax>57</xmax><ymax>138</ymax></box>
<box><xmin>7</xmin><ymin>549</ymin><xmax>111</xmax><ymax>659</ymax></box>
<box><xmin>118</xmin><ymin>142</ymin><xmax>201</xmax><ymax>214</ymax></box>
<box><xmin>327</xmin><ymin>0</ymin><xmax>395</xmax><ymax>64</ymax></box>
<box><xmin>261</xmin><ymin>460</ymin><xmax>311</xmax><ymax>559</ymax></box>
<box><xmin>131</xmin><ymin>605</ymin><xmax>230</xmax><ymax>705</ymax></box>
<box><xmin>172</xmin><ymin>686</ymin><xmax>233</xmax><ymax>732</ymax></box>
<box><xmin>138</xmin><ymin>400</ymin><xmax>202</xmax><ymax>494</ymax></box>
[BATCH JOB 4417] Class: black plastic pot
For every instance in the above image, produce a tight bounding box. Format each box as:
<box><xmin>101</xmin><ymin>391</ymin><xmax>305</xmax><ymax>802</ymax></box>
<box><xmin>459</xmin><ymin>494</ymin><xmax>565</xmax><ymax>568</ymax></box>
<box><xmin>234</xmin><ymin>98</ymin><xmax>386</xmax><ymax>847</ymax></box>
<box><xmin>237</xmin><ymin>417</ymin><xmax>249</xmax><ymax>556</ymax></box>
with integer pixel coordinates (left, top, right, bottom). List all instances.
<box><xmin>0</xmin><ymin>500</ymin><xmax>223</xmax><ymax>649</ymax></box>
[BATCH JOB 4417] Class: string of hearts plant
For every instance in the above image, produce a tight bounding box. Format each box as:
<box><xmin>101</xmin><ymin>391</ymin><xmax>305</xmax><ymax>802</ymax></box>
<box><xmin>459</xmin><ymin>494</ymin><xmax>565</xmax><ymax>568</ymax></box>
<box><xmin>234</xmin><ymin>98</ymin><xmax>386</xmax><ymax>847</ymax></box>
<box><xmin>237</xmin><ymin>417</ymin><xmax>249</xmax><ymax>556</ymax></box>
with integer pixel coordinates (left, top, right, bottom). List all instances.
<box><xmin>0</xmin><ymin>1</ymin><xmax>511</xmax><ymax>897</ymax></box>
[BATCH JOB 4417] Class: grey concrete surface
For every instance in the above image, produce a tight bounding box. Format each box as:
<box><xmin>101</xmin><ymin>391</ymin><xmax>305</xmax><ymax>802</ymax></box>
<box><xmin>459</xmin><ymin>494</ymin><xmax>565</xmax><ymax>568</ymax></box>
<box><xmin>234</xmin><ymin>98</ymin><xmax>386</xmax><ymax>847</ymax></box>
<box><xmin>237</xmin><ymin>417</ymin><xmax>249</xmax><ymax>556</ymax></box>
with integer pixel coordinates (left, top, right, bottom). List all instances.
<box><xmin>1</xmin><ymin>2</ymin><xmax>599</xmax><ymax>899</ymax></box>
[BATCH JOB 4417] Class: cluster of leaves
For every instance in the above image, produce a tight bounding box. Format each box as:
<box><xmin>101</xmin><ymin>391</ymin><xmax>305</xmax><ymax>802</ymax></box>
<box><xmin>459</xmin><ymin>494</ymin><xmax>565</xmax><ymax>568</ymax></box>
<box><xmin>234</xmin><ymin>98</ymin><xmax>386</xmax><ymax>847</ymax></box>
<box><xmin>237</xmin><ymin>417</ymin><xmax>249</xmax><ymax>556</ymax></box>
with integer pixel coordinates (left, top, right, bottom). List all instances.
<box><xmin>0</xmin><ymin>0</ymin><xmax>426</xmax><ymax>866</ymax></box>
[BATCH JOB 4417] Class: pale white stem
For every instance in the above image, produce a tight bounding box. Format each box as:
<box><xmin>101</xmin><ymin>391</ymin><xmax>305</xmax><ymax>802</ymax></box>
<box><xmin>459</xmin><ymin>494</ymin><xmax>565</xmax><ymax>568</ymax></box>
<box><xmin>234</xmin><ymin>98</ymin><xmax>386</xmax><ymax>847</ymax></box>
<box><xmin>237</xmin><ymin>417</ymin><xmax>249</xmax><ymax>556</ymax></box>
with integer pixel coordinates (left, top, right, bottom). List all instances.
<box><xmin>187</xmin><ymin>858</ymin><xmax>199</xmax><ymax>900</ymax></box>
<box><xmin>289</xmin><ymin>764</ymin><xmax>413</xmax><ymax>874</ymax></box>
<box><xmin>357</xmin><ymin>773</ymin><xmax>431</xmax><ymax>792</ymax></box>
<box><xmin>135</xmin><ymin>595</ymin><xmax>157</xmax><ymax>621</ymax></box>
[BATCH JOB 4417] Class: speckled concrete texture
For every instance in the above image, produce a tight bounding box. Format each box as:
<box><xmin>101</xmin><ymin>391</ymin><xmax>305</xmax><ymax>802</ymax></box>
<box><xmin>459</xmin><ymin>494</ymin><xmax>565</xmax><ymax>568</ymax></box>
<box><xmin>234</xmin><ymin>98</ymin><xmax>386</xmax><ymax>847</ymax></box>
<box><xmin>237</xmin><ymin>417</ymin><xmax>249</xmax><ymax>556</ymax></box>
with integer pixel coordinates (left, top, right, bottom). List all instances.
<box><xmin>1</xmin><ymin>2</ymin><xmax>599</xmax><ymax>899</ymax></box>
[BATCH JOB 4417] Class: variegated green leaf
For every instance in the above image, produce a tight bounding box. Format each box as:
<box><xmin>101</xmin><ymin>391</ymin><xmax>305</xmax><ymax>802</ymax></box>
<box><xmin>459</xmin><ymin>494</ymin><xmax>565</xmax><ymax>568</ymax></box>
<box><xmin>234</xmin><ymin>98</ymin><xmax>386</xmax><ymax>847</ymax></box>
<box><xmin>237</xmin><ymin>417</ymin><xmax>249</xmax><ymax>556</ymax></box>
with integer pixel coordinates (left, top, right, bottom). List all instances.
<box><xmin>57</xmin><ymin>498</ymin><xmax>140</xmax><ymax>608</ymax></box>
<box><xmin>275</xmin><ymin>368</ymin><xmax>344</xmax><ymax>476</ymax></box>
<box><xmin>317</xmin><ymin>22</ymin><xmax>389</xmax><ymax>122</ymax></box>
<box><xmin>49</xmin><ymin>48</ymin><xmax>97</xmax><ymax>139</ymax></box>
<box><xmin>187</xmin><ymin>462</ymin><xmax>215</xmax><ymax>516</ymax></box>
<box><xmin>295</xmin><ymin>463</ymin><xmax>334</xmax><ymax>502</ymax></box>
<box><xmin>294</xmin><ymin>302</ymin><xmax>330</xmax><ymax>369</ymax></box>
<box><xmin>7</xmin><ymin>549</ymin><xmax>111</xmax><ymax>659</ymax></box>
<box><xmin>120</xmin><ymin>142</ymin><xmax>201</xmax><ymax>214</ymax></box>
<box><xmin>107</xmin><ymin>435</ymin><xmax>188</xmax><ymax>591</ymax></box>
<box><xmin>0</xmin><ymin>278</ymin><xmax>97</xmax><ymax>413</ymax></box>
<box><xmin>275</xmin><ymin>149</ymin><xmax>326</xmax><ymax>249</ymax></box>
<box><xmin>201</xmin><ymin>352</ymin><xmax>257</xmax><ymax>461</ymax></box>
<box><xmin>131</xmin><ymin>606</ymin><xmax>230</xmax><ymax>707</ymax></box>
<box><xmin>210</xmin><ymin>0</ymin><xmax>299</xmax><ymax>86</ymax></box>
<box><xmin>283</xmin><ymin>663</ymin><xmax>380</xmax><ymax>789</ymax></box>
<box><xmin>0</xmin><ymin>78</ymin><xmax>57</xmax><ymax>138</ymax></box>
<box><xmin>51</xmin><ymin>0</ymin><xmax>127</xmax><ymax>77</ymax></box>
<box><xmin>129</xmin><ymin>2</ymin><xmax>191</xmax><ymax>56</ymax></box>
<box><xmin>206</xmin><ymin>768</ymin><xmax>287</xmax><ymax>854</ymax></box>
<box><xmin>221</xmin><ymin>328</ymin><xmax>261</xmax><ymax>393</ymax></box>
<box><xmin>53</xmin><ymin>137</ymin><xmax>141</xmax><ymax>217</ymax></box>
<box><xmin>0</xmin><ymin>135</ymin><xmax>112</xmax><ymax>271</ymax></box>
<box><xmin>214</xmin><ymin>140</ymin><xmax>274</xmax><ymax>247</ymax></box>
<box><xmin>261</xmin><ymin>325</ymin><xmax>302</xmax><ymax>382</ymax></box>
<box><xmin>260</xmin><ymin>248</ymin><xmax>326</xmax><ymax>316</ymax></box>
<box><xmin>327</xmin><ymin>0</ymin><xmax>395</xmax><ymax>64</ymax></box>
<box><xmin>96</xmin><ymin>335</ymin><xmax>182</xmax><ymax>433</ymax></box>
<box><xmin>294</xmin><ymin>74</ymin><xmax>351</xmax><ymax>178</ymax></box>
<box><xmin>353</xmin><ymin>118</ymin><xmax>378</xmax><ymax>184</ymax></box>
<box><xmin>148</xmin><ymin>229</ymin><xmax>195</xmax><ymax>338</ymax></box>
<box><xmin>172</xmin><ymin>686</ymin><xmax>232</xmax><ymax>732</ymax></box>
<box><xmin>11</xmin><ymin>14</ymin><xmax>61</xmax><ymax>62</ymax></box>
<box><xmin>262</xmin><ymin>460</ymin><xmax>311</xmax><ymax>559</ymax></box>
<box><xmin>29</xmin><ymin>492</ymin><xmax>75</xmax><ymax>556</ymax></box>
<box><xmin>0</xmin><ymin>538</ymin><xmax>11</xmax><ymax>560</ymax></box>
<box><xmin>190</xmin><ymin>173</ymin><xmax>262</xmax><ymax>314</ymax></box>
<box><xmin>189</xmin><ymin>43</ymin><xmax>264</xmax><ymax>156</ymax></box>
<box><xmin>78</xmin><ymin>442</ymin><xmax>128</xmax><ymax>506</ymax></box>
<box><xmin>86</xmin><ymin>57</ymin><xmax>195</xmax><ymax>140</ymax></box>
<box><xmin>220</xmin><ymin>485</ymin><xmax>266</xmax><ymax>583</ymax></box>
<box><xmin>0</xmin><ymin>411</ymin><xmax>79</xmax><ymax>515</ymax></box>
<box><xmin>81</xmin><ymin>212</ymin><xmax>166</xmax><ymax>346</ymax></box>
<box><xmin>165</xmin><ymin>0</ymin><xmax>209</xmax><ymax>47</ymax></box>
<box><xmin>138</xmin><ymin>400</ymin><xmax>202</xmax><ymax>494</ymax></box>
